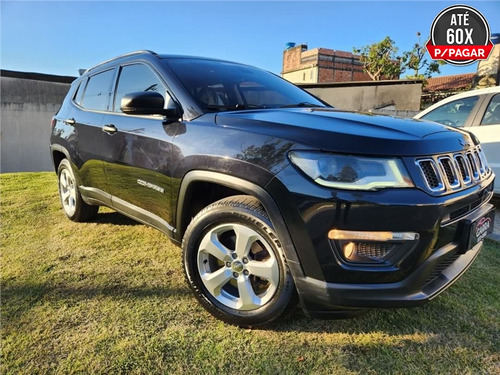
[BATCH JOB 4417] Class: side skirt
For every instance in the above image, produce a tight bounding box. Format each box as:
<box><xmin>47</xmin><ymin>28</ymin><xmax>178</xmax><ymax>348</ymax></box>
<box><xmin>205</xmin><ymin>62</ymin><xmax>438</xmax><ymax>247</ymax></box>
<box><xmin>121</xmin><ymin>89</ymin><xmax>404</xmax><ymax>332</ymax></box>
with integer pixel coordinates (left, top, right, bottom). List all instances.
<box><xmin>79</xmin><ymin>186</ymin><xmax>176</xmax><ymax>240</ymax></box>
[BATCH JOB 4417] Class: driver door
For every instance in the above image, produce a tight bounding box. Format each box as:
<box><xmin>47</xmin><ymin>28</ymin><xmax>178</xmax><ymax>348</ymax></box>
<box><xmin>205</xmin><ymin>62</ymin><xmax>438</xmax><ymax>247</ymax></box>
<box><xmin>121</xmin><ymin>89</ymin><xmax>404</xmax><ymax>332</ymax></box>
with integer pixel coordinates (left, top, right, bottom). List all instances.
<box><xmin>101</xmin><ymin>63</ymin><xmax>178</xmax><ymax>232</ymax></box>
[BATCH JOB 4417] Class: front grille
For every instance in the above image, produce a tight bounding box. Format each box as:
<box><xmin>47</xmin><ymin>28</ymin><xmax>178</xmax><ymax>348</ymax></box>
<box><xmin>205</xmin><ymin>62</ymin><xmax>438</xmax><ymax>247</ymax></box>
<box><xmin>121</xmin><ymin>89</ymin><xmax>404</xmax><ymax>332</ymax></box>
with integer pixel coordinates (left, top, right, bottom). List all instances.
<box><xmin>467</xmin><ymin>152</ymin><xmax>479</xmax><ymax>180</ymax></box>
<box><xmin>439</xmin><ymin>157</ymin><xmax>459</xmax><ymax>188</ymax></box>
<box><xmin>418</xmin><ymin>160</ymin><xmax>442</xmax><ymax>191</ymax></box>
<box><xmin>454</xmin><ymin>154</ymin><xmax>470</xmax><ymax>184</ymax></box>
<box><xmin>448</xmin><ymin>191</ymin><xmax>492</xmax><ymax>222</ymax></box>
<box><xmin>424</xmin><ymin>254</ymin><xmax>460</xmax><ymax>285</ymax></box>
<box><xmin>416</xmin><ymin>146</ymin><xmax>491</xmax><ymax>194</ymax></box>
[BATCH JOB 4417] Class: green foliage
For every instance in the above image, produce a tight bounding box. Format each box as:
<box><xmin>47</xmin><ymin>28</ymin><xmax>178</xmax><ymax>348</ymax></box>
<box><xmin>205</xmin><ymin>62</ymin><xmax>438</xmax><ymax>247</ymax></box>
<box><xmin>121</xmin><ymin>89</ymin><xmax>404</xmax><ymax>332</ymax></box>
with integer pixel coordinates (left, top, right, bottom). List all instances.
<box><xmin>2</xmin><ymin>172</ymin><xmax>499</xmax><ymax>374</ymax></box>
<box><xmin>354</xmin><ymin>36</ymin><xmax>402</xmax><ymax>81</ymax></box>
<box><xmin>401</xmin><ymin>32</ymin><xmax>445</xmax><ymax>81</ymax></box>
<box><xmin>354</xmin><ymin>33</ymin><xmax>447</xmax><ymax>83</ymax></box>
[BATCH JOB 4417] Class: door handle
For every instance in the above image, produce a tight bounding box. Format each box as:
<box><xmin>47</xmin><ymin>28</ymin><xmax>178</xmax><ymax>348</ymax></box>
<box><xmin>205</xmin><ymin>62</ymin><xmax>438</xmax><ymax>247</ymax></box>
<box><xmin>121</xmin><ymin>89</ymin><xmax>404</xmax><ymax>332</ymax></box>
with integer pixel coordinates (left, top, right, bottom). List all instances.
<box><xmin>102</xmin><ymin>124</ymin><xmax>118</xmax><ymax>134</ymax></box>
<box><xmin>64</xmin><ymin>118</ymin><xmax>75</xmax><ymax>125</ymax></box>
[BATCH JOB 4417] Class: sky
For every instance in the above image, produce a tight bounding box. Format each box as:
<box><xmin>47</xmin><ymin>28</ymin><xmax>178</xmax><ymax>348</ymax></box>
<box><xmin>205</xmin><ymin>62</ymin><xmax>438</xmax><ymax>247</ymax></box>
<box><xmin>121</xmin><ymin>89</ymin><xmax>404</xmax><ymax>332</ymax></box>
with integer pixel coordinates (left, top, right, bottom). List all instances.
<box><xmin>1</xmin><ymin>0</ymin><xmax>499</xmax><ymax>78</ymax></box>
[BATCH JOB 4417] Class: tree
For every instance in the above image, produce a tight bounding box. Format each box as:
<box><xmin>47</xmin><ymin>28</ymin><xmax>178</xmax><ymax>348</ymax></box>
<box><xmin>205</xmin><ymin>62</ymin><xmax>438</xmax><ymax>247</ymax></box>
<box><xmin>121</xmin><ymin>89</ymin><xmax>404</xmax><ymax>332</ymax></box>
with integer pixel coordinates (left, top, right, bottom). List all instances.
<box><xmin>401</xmin><ymin>32</ymin><xmax>444</xmax><ymax>80</ymax></box>
<box><xmin>354</xmin><ymin>37</ymin><xmax>402</xmax><ymax>81</ymax></box>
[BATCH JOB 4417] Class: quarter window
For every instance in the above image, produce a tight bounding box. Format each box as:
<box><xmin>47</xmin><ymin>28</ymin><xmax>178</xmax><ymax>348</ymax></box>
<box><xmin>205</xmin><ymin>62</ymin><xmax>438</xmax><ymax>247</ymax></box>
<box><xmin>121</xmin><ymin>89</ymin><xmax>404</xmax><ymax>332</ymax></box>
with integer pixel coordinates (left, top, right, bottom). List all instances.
<box><xmin>72</xmin><ymin>82</ymin><xmax>83</xmax><ymax>105</ymax></box>
<box><xmin>81</xmin><ymin>69</ymin><xmax>114</xmax><ymax>111</ymax></box>
<box><xmin>421</xmin><ymin>96</ymin><xmax>479</xmax><ymax>128</ymax></box>
<box><xmin>480</xmin><ymin>94</ymin><xmax>500</xmax><ymax>125</ymax></box>
<box><xmin>114</xmin><ymin>64</ymin><xmax>166</xmax><ymax>112</ymax></box>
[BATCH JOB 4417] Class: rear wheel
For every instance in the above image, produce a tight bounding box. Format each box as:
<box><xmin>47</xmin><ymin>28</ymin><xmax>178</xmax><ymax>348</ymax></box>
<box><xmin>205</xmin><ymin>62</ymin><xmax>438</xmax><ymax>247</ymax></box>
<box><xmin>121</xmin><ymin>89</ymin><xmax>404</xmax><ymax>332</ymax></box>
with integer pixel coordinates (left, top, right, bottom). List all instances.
<box><xmin>182</xmin><ymin>195</ymin><xmax>295</xmax><ymax>327</ymax></box>
<box><xmin>57</xmin><ymin>159</ymin><xmax>98</xmax><ymax>222</ymax></box>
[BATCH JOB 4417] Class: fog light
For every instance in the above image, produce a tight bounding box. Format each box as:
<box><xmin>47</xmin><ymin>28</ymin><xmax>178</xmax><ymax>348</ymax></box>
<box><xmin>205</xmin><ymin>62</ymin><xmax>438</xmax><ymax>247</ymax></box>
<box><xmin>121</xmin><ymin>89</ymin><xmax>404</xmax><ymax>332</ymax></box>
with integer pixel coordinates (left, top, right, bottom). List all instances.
<box><xmin>343</xmin><ymin>242</ymin><xmax>356</xmax><ymax>259</ymax></box>
<box><xmin>329</xmin><ymin>229</ymin><xmax>419</xmax><ymax>265</ymax></box>
<box><xmin>342</xmin><ymin>241</ymin><xmax>398</xmax><ymax>263</ymax></box>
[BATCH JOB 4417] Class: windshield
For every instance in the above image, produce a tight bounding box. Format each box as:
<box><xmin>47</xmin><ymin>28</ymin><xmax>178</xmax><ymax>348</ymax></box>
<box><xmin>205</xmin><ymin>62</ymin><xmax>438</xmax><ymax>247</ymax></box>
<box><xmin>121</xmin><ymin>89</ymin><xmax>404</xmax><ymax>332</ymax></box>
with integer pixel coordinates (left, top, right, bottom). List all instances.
<box><xmin>163</xmin><ymin>58</ymin><xmax>327</xmax><ymax>112</ymax></box>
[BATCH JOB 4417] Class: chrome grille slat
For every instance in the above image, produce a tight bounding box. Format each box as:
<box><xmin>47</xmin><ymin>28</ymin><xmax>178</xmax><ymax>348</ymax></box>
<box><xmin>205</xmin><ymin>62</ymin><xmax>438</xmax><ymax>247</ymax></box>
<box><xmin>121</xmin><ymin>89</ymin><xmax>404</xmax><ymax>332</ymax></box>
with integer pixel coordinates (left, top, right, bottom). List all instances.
<box><xmin>416</xmin><ymin>146</ymin><xmax>491</xmax><ymax>194</ymax></box>
<box><xmin>466</xmin><ymin>152</ymin><xmax>480</xmax><ymax>180</ymax></box>
<box><xmin>478</xmin><ymin>149</ymin><xmax>491</xmax><ymax>175</ymax></box>
<box><xmin>474</xmin><ymin>150</ymin><xmax>485</xmax><ymax>175</ymax></box>
<box><xmin>454</xmin><ymin>154</ymin><xmax>471</xmax><ymax>184</ymax></box>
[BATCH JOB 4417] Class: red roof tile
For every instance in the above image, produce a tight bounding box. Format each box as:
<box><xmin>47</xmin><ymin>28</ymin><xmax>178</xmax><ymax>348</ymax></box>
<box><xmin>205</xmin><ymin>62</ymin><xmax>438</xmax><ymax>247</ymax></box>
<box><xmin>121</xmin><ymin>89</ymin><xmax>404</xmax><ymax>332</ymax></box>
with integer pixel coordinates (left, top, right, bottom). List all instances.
<box><xmin>424</xmin><ymin>73</ymin><xmax>475</xmax><ymax>92</ymax></box>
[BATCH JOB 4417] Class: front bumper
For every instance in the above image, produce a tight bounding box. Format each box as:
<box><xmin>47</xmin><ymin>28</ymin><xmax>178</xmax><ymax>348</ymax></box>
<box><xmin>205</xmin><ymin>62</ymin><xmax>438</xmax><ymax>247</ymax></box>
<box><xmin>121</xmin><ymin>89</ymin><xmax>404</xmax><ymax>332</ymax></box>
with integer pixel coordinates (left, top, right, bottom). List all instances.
<box><xmin>295</xmin><ymin>238</ymin><xmax>483</xmax><ymax>318</ymax></box>
<box><xmin>268</xmin><ymin>166</ymin><xmax>495</xmax><ymax>317</ymax></box>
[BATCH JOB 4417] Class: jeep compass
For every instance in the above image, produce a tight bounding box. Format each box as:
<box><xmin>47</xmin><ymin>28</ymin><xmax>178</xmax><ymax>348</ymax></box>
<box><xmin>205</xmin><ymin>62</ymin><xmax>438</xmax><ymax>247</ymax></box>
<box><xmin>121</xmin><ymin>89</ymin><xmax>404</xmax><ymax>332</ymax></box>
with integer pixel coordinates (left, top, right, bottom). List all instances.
<box><xmin>50</xmin><ymin>50</ymin><xmax>496</xmax><ymax>327</ymax></box>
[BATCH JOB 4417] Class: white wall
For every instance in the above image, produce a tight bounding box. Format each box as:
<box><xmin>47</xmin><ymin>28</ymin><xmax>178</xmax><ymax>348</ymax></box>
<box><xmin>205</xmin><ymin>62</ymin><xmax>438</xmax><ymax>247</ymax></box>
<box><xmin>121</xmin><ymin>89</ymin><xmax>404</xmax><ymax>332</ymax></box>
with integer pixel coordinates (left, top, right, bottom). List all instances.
<box><xmin>1</xmin><ymin>76</ymin><xmax>71</xmax><ymax>172</ymax></box>
<box><xmin>282</xmin><ymin>66</ymin><xmax>318</xmax><ymax>83</ymax></box>
<box><xmin>302</xmin><ymin>81</ymin><xmax>422</xmax><ymax>112</ymax></box>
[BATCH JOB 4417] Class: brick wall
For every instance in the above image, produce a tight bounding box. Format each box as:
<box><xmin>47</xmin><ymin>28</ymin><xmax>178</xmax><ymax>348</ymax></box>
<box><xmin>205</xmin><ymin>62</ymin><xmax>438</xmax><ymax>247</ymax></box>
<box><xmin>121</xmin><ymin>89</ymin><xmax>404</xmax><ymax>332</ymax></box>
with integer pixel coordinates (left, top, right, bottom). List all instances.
<box><xmin>282</xmin><ymin>45</ymin><xmax>307</xmax><ymax>73</ymax></box>
<box><xmin>283</xmin><ymin>45</ymin><xmax>372</xmax><ymax>83</ymax></box>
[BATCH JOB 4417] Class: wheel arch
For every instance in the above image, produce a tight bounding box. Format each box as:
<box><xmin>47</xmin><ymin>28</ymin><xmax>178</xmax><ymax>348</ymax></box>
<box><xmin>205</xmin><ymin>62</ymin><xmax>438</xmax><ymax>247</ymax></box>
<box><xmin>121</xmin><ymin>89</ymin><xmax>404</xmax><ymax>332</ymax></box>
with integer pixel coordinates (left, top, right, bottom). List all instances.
<box><xmin>50</xmin><ymin>144</ymin><xmax>71</xmax><ymax>172</ymax></box>
<box><xmin>175</xmin><ymin>170</ymin><xmax>304</xmax><ymax>278</ymax></box>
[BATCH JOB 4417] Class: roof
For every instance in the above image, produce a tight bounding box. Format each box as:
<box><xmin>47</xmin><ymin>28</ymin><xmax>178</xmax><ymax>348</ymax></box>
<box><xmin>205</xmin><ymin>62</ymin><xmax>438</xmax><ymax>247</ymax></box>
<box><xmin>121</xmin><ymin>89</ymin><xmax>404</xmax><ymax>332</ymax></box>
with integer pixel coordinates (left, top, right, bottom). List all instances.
<box><xmin>298</xmin><ymin>79</ymin><xmax>423</xmax><ymax>89</ymax></box>
<box><xmin>424</xmin><ymin>73</ymin><xmax>475</xmax><ymax>92</ymax></box>
<box><xmin>83</xmin><ymin>50</ymin><xmax>245</xmax><ymax>75</ymax></box>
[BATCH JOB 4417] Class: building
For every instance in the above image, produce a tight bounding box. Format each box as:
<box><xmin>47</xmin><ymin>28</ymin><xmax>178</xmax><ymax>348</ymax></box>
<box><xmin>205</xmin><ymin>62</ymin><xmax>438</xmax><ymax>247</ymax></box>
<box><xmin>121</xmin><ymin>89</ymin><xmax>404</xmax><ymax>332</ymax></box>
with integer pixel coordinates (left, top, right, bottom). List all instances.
<box><xmin>477</xmin><ymin>34</ymin><xmax>500</xmax><ymax>88</ymax></box>
<box><xmin>421</xmin><ymin>73</ymin><xmax>475</xmax><ymax>107</ymax></box>
<box><xmin>298</xmin><ymin>80</ymin><xmax>423</xmax><ymax>113</ymax></box>
<box><xmin>281</xmin><ymin>44</ymin><xmax>372</xmax><ymax>84</ymax></box>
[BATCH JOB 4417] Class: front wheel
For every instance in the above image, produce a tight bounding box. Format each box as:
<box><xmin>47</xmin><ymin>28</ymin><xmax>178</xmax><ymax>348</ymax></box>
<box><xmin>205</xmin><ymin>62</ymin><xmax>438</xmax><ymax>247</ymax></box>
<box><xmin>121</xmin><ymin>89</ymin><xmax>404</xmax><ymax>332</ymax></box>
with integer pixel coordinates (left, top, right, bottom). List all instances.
<box><xmin>182</xmin><ymin>196</ymin><xmax>295</xmax><ymax>327</ymax></box>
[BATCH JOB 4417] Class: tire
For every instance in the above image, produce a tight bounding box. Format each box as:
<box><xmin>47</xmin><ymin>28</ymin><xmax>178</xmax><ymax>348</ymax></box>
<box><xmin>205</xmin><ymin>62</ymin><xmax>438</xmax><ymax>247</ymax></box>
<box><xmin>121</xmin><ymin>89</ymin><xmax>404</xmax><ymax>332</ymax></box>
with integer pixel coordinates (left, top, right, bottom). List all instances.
<box><xmin>182</xmin><ymin>195</ymin><xmax>295</xmax><ymax>327</ymax></box>
<box><xmin>57</xmin><ymin>159</ymin><xmax>98</xmax><ymax>222</ymax></box>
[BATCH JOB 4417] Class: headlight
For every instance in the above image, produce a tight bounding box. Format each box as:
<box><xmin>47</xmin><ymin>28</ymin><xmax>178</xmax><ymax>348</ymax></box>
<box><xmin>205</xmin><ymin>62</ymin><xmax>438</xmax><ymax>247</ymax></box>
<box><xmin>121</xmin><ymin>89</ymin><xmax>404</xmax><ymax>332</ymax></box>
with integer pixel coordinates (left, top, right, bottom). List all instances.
<box><xmin>289</xmin><ymin>151</ymin><xmax>414</xmax><ymax>190</ymax></box>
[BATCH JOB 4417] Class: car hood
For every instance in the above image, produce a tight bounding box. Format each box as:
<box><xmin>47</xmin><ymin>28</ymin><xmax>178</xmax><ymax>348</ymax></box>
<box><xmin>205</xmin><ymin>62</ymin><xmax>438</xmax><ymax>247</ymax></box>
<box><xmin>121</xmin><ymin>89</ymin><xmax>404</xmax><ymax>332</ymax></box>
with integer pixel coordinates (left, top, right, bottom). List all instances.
<box><xmin>215</xmin><ymin>108</ymin><xmax>475</xmax><ymax>156</ymax></box>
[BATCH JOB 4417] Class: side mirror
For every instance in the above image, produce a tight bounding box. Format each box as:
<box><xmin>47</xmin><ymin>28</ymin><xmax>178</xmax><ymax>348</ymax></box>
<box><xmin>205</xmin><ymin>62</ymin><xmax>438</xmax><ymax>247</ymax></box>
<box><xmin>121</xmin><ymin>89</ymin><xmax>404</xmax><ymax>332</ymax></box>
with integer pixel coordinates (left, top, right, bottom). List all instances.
<box><xmin>121</xmin><ymin>92</ymin><xmax>180</xmax><ymax>119</ymax></box>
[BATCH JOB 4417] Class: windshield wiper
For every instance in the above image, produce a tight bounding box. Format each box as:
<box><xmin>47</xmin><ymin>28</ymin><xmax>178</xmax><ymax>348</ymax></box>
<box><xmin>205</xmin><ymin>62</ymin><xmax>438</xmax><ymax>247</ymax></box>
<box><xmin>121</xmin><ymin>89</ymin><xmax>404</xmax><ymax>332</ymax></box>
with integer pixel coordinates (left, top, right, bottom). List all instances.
<box><xmin>206</xmin><ymin>104</ymin><xmax>265</xmax><ymax>112</ymax></box>
<box><xmin>234</xmin><ymin>104</ymin><xmax>265</xmax><ymax>110</ymax></box>
<box><xmin>279</xmin><ymin>102</ymin><xmax>325</xmax><ymax>108</ymax></box>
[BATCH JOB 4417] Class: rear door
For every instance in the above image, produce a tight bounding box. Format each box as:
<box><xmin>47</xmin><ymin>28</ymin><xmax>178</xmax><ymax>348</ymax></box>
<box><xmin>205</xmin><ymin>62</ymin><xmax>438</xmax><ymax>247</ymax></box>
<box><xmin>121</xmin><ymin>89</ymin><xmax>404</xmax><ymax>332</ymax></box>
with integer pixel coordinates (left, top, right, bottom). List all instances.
<box><xmin>71</xmin><ymin>68</ymin><xmax>116</xmax><ymax>196</ymax></box>
<box><xmin>101</xmin><ymin>63</ymin><xmax>178</xmax><ymax>233</ymax></box>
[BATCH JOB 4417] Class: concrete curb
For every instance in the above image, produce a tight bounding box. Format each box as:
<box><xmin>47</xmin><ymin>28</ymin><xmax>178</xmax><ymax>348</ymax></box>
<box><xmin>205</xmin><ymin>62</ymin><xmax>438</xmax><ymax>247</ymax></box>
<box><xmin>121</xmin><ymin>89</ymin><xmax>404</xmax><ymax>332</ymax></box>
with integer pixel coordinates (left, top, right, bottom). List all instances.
<box><xmin>488</xmin><ymin>234</ymin><xmax>500</xmax><ymax>242</ymax></box>
<box><xmin>489</xmin><ymin>207</ymin><xmax>500</xmax><ymax>243</ymax></box>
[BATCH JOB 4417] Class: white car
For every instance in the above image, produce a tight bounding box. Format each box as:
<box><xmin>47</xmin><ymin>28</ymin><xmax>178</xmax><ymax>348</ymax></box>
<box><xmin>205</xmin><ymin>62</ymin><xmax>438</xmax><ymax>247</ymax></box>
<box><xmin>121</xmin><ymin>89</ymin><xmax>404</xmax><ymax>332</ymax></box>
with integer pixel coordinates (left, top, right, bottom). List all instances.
<box><xmin>415</xmin><ymin>86</ymin><xmax>500</xmax><ymax>195</ymax></box>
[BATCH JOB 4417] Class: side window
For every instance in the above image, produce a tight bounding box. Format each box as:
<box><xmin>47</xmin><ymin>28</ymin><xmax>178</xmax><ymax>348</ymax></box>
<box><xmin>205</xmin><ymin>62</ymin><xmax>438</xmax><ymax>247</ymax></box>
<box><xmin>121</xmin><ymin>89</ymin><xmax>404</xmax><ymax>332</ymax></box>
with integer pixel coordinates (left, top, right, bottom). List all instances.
<box><xmin>72</xmin><ymin>82</ymin><xmax>81</xmax><ymax>102</ymax></box>
<box><xmin>81</xmin><ymin>70</ymin><xmax>114</xmax><ymax>111</ymax></box>
<box><xmin>114</xmin><ymin>64</ymin><xmax>167</xmax><ymax>112</ymax></box>
<box><xmin>480</xmin><ymin>94</ymin><xmax>500</xmax><ymax>125</ymax></box>
<box><xmin>72</xmin><ymin>80</ymin><xmax>85</xmax><ymax>106</ymax></box>
<box><xmin>421</xmin><ymin>96</ymin><xmax>479</xmax><ymax>128</ymax></box>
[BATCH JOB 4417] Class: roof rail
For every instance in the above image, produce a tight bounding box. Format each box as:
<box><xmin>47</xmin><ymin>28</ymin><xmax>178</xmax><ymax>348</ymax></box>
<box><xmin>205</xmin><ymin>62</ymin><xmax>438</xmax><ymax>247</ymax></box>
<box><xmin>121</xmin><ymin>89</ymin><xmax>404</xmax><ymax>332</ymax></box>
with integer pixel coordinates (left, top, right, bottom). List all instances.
<box><xmin>84</xmin><ymin>50</ymin><xmax>158</xmax><ymax>75</ymax></box>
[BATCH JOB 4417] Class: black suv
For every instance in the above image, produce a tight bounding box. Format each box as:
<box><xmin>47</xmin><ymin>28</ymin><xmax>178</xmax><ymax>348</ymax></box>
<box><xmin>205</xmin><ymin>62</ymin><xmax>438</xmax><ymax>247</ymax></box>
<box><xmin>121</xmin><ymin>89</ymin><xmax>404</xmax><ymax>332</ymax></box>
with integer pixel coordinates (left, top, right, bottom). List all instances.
<box><xmin>50</xmin><ymin>50</ymin><xmax>495</xmax><ymax>327</ymax></box>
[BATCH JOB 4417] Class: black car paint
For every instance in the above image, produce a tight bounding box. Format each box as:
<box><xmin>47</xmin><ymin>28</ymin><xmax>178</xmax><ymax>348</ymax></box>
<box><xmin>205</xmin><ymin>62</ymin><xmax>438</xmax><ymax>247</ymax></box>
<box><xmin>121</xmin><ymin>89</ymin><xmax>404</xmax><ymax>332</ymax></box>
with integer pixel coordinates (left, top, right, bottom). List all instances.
<box><xmin>50</xmin><ymin>52</ymin><xmax>495</xmax><ymax>318</ymax></box>
<box><xmin>216</xmin><ymin>108</ymin><xmax>476</xmax><ymax>156</ymax></box>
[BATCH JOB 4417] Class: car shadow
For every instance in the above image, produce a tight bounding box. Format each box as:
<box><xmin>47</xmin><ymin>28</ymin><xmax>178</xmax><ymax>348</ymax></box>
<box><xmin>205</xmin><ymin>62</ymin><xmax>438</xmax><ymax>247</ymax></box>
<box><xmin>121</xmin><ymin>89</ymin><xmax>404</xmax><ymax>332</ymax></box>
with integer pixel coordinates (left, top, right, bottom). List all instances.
<box><xmin>264</xmin><ymin>299</ymin><xmax>493</xmax><ymax>338</ymax></box>
<box><xmin>93</xmin><ymin>211</ymin><xmax>140</xmax><ymax>226</ymax></box>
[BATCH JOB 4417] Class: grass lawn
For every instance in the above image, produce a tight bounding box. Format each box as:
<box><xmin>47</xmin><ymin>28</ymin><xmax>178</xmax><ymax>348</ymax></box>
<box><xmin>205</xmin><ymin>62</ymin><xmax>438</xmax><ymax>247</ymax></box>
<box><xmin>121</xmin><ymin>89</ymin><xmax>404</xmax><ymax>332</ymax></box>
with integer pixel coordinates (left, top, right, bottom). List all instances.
<box><xmin>1</xmin><ymin>172</ymin><xmax>499</xmax><ymax>374</ymax></box>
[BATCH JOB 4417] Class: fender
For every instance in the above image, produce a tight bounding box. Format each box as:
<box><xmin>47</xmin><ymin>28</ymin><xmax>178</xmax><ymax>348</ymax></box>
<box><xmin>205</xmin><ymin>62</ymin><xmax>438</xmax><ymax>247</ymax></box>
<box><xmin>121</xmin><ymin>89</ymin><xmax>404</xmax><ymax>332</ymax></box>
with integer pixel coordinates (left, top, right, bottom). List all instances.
<box><xmin>175</xmin><ymin>170</ymin><xmax>305</xmax><ymax>280</ymax></box>
<box><xmin>50</xmin><ymin>144</ymin><xmax>71</xmax><ymax>171</ymax></box>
